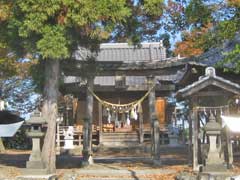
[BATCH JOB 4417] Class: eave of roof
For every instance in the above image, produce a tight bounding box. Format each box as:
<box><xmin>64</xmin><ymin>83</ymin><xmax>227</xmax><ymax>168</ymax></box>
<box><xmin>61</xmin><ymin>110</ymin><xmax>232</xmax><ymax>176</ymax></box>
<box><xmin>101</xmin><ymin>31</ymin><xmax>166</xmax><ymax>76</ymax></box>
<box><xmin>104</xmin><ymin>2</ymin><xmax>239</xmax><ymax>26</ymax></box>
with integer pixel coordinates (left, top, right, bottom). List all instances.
<box><xmin>176</xmin><ymin>73</ymin><xmax>240</xmax><ymax>99</ymax></box>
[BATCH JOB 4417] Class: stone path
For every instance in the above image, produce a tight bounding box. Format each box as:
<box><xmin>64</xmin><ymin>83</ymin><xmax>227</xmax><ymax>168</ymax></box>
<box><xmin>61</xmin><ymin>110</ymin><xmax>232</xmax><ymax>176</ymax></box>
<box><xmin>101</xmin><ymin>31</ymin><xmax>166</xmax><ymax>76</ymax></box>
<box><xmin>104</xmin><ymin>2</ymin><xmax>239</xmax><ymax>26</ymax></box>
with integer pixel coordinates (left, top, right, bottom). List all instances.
<box><xmin>58</xmin><ymin>157</ymin><xmax>178</xmax><ymax>180</ymax></box>
<box><xmin>61</xmin><ymin>167</ymin><xmax>176</xmax><ymax>180</ymax></box>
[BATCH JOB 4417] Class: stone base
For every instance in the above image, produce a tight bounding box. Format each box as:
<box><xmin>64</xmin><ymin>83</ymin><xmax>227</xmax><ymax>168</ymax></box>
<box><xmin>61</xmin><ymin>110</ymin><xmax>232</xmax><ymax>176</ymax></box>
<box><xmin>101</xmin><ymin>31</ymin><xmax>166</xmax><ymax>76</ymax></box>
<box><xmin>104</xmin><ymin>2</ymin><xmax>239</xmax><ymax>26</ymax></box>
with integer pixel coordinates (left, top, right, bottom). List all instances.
<box><xmin>176</xmin><ymin>172</ymin><xmax>234</xmax><ymax>180</ymax></box>
<box><xmin>198</xmin><ymin>172</ymin><xmax>234</xmax><ymax>180</ymax></box>
<box><xmin>168</xmin><ymin>135</ymin><xmax>180</xmax><ymax>147</ymax></box>
<box><xmin>16</xmin><ymin>174</ymin><xmax>57</xmax><ymax>180</ymax></box>
<box><xmin>202</xmin><ymin>164</ymin><xmax>227</xmax><ymax>173</ymax></box>
<box><xmin>152</xmin><ymin>159</ymin><xmax>162</xmax><ymax>166</ymax></box>
<box><xmin>60</xmin><ymin>146</ymin><xmax>82</xmax><ymax>155</ymax></box>
<box><xmin>26</xmin><ymin>160</ymin><xmax>45</xmax><ymax>169</ymax></box>
<box><xmin>21</xmin><ymin>168</ymin><xmax>49</xmax><ymax>175</ymax></box>
<box><xmin>81</xmin><ymin>155</ymin><xmax>94</xmax><ymax>167</ymax></box>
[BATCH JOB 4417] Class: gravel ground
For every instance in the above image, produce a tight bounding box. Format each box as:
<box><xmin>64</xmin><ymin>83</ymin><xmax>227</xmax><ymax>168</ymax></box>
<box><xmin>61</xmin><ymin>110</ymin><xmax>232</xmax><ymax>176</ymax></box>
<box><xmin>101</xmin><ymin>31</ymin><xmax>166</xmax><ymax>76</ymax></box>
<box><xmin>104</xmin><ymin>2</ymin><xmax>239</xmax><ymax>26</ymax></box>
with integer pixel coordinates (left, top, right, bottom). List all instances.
<box><xmin>0</xmin><ymin>147</ymin><xmax>240</xmax><ymax>180</ymax></box>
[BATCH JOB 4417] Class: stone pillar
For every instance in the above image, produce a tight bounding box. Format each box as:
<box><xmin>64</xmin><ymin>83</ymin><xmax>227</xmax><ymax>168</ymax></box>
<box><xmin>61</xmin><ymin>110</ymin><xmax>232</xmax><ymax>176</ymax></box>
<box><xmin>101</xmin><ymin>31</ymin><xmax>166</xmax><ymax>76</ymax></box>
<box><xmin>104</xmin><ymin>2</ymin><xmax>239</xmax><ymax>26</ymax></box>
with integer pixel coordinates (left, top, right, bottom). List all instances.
<box><xmin>82</xmin><ymin>76</ymin><xmax>94</xmax><ymax>166</ymax></box>
<box><xmin>27</xmin><ymin>136</ymin><xmax>45</xmax><ymax>169</ymax></box>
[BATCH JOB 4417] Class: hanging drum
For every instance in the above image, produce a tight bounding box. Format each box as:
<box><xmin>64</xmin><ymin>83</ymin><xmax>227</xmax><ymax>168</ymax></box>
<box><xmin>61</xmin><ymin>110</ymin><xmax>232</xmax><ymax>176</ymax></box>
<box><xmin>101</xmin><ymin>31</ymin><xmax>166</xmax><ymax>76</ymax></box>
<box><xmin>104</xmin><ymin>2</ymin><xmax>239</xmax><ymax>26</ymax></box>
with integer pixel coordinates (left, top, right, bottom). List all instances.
<box><xmin>155</xmin><ymin>97</ymin><xmax>166</xmax><ymax>127</ymax></box>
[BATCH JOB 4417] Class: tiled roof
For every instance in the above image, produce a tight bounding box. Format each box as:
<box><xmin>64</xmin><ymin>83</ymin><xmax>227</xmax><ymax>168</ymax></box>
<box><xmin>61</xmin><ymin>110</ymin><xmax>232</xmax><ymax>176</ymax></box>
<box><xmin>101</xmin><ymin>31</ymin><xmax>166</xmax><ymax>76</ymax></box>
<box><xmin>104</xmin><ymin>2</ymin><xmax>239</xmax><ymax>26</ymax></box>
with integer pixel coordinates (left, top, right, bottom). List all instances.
<box><xmin>70</xmin><ymin>42</ymin><xmax>168</xmax><ymax>86</ymax></box>
<box><xmin>176</xmin><ymin>67</ymin><xmax>240</xmax><ymax>98</ymax></box>
<box><xmin>97</xmin><ymin>42</ymin><xmax>166</xmax><ymax>61</ymax></box>
<box><xmin>73</xmin><ymin>42</ymin><xmax>166</xmax><ymax>62</ymax></box>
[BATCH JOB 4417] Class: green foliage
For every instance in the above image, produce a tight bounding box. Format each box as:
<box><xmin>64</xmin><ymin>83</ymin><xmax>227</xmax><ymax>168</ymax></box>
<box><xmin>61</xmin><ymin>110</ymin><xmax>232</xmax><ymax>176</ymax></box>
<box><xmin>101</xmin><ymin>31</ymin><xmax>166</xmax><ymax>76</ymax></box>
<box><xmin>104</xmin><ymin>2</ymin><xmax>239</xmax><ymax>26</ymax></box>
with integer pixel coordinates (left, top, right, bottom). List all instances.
<box><xmin>143</xmin><ymin>0</ymin><xmax>164</xmax><ymax>16</ymax></box>
<box><xmin>185</xmin><ymin>0</ymin><xmax>212</xmax><ymax>28</ymax></box>
<box><xmin>218</xmin><ymin>44</ymin><xmax>240</xmax><ymax>74</ymax></box>
<box><xmin>1</xmin><ymin>0</ymin><xmax>131</xmax><ymax>61</ymax></box>
<box><xmin>37</xmin><ymin>26</ymin><xmax>69</xmax><ymax>59</ymax></box>
<box><xmin>216</xmin><ymin>20</ymin><xmax>239</xmax><ymax>40</ymax></box>
<box><xmin>3</xmin><ymin>128</ymin><xmax>31</xmax><ymax>150</ymax></box>
<box><xmin>111</xmin><ymin>0</ymin><xmax>164</xmax><ymax>44</ymax></box>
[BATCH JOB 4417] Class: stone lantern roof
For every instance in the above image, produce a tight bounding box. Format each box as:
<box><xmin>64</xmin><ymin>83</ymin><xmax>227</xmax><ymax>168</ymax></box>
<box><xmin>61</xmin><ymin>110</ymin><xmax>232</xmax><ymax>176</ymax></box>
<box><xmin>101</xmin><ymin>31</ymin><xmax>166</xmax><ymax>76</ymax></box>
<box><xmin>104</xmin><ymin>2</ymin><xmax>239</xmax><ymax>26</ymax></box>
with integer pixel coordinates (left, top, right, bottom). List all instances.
<box><xmin>26</xmin><ymin>109</ymin><xmax>46</xmax><ymax>125</ymax></box>
<box><xmin>204</xmin><ymin>113</ymin><xmax>221</xmax><ymax>135</ymax></box>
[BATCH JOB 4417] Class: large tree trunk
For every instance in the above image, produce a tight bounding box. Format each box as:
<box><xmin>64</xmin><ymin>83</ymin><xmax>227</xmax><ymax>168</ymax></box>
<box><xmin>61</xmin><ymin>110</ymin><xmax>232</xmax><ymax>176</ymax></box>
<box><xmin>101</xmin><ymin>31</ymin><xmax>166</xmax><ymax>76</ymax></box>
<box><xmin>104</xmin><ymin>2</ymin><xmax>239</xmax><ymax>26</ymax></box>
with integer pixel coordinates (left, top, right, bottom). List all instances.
<box><xmin>0</xmin><ymin>138</ymin><xmax>5</xmax><ymax>153</ymax></box>
<box><xmin>41</xmin><ymin>59</ymin><xmax>59</xmax><ymax>173</ymax></box>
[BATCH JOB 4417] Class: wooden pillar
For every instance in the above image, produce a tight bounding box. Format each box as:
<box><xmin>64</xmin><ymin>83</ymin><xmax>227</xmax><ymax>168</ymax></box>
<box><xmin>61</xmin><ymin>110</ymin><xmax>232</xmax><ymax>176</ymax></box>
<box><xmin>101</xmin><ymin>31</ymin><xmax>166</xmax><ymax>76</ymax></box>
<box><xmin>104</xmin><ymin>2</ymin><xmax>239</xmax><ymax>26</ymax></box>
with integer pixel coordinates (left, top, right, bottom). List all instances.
<box><xmin>98</xmin><ymin>102</ymin><xmax>103</xmax><ymax>145</ymax></box>
<box><xmin>82</xmin><ymin>117</ymin><xmax>89</xmax><ymax>162</ymax></box>
<box><xmin>226</xmin><ymin>127</ymin><xmax>233</xmax><ymax>168</ymax></box>
<box><xmin>82</xmin><ymin>76</ymin><xmax>94</xmax><ymax>165</ymax></box>
<box><xmin>182</xmin><ymin>115</ymin><xmax>185</xmax><ymax>144</ymax></box>
<box><xmin>192</xmin><ymin>109</ymin><xmax>199</xmax><ymax>171</ymax></box>
<box><xmin>153</xmin><ymin>117</ymin><xmax>161</xmax><ymax>165</ymax></box>
<box><xmin>56</xmin><ymin>122</ymin><xmax>60</xmax><ymax>155</ymax></box>
<box><xmin>147</xmin><ymin>75</ymin><xmax>160</xmax><ymax>164</ymax></box>
<box><xmin>147</xmin><ymin>76</ymin><xmax>155</xmax><ymax>153</ymax></box>
<box><xmin>188</xmin><ymin>113</ymin><xmax>193</xmax><ymax>166</ymax></box>
<box><xmin>147</xmin><ymin>76</ymin><xmax>156</xmax><ymax>125</ymax></box>
<box><xmin>138</xmin><ymin>103</ymin><xmax>144</xmax><ymax>144</ymax></box>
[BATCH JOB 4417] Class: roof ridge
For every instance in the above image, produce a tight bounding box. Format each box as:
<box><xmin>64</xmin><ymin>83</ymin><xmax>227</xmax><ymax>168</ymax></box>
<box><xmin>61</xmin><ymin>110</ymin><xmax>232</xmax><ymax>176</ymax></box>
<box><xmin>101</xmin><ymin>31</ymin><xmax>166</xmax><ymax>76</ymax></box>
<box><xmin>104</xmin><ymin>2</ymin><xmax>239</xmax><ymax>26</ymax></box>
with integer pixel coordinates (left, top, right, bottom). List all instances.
<box><xmin>100</xmin><ymin>42</ymin><xmax>163</xmax><ymax>49</ymax></box>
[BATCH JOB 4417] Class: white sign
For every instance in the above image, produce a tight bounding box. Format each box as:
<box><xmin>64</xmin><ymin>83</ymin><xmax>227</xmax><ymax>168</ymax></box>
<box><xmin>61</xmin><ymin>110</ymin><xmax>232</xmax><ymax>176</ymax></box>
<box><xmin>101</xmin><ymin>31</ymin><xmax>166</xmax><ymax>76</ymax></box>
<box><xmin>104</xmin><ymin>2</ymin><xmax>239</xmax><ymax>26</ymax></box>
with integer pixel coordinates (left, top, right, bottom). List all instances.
<box><xmin>0</xmin><ymin>121</ymin><xmax>24</xmax><ymax>137</ymax></box>
<box><xmin>221</xmin><ymin>115</ymin><xmax>240</xmax><ymax>133</ymax></box>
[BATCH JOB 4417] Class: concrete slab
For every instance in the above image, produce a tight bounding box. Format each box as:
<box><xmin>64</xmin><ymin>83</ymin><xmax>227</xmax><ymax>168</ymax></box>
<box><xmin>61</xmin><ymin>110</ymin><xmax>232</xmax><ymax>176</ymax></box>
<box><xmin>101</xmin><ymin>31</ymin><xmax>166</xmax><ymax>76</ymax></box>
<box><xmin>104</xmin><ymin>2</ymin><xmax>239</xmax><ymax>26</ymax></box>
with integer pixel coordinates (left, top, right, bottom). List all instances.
<box><xmin>21</xmin><ymin>168</ymin><xmax>48</xmax><ymax>175</ymax></box>
<box><xmin>75</xmin><ymin>168</ymin><xmax>175</xmax><ymax>176</ymax></box>
<box><xmin>16</xmin><ymin>174</ymin><xmax>57</xmax><ymax>180</ymax></box>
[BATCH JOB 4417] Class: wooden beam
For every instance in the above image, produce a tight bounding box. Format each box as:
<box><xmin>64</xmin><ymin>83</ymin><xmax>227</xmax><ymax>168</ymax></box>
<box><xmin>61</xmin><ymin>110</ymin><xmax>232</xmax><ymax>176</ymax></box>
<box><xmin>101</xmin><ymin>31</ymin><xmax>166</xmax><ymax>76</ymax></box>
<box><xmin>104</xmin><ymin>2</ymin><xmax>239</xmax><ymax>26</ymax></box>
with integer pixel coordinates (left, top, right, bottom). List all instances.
<box><xmin>192</xmin><ymin>91</ymin><xmax>232</xmax><ymax>97</ymax></box>
<box><xmin>61</xmin><ymin>84</ymin><xmax>175</xmax><ymax>96</ymax></box>
<box><xmin>61</xmin><ymin>59</ymin><xmax>187</xmax><ymax>77</ymax></box>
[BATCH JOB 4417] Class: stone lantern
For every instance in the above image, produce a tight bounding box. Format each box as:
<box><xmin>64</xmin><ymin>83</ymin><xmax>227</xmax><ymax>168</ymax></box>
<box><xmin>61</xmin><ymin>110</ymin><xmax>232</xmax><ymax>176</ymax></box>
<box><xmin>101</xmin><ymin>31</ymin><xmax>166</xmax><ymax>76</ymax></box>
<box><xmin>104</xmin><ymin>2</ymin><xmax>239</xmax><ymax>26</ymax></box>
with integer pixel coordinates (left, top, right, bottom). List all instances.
<box><xmin>24</xmin><ymin>109</ymin><xmax>47</xmax><ymax>175</ymax></box>
<box><xmin>203</xmin><ymin>113</ymin><xmax>226</xmax><ymax>172</ymax></box>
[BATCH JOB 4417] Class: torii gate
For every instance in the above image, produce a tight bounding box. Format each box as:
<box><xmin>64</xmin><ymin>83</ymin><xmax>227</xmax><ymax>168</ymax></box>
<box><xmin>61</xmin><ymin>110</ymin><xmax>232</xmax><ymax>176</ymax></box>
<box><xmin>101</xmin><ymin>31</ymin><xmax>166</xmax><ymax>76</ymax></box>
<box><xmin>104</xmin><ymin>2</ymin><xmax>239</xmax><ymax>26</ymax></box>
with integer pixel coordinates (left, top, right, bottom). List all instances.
<box><xmin>61</xmin><ymin>57</ymin><xmax>206</xmax><ymax>165</ymax></box>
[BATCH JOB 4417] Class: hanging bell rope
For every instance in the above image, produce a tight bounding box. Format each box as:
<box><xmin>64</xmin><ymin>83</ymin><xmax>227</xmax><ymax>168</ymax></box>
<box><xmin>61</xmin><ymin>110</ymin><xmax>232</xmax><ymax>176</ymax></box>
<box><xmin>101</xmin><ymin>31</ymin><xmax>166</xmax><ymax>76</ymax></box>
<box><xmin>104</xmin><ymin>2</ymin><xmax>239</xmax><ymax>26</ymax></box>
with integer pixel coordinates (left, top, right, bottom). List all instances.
<box><xmin>87</xmin><ymin>84</ymin><xmax>155</xmax><ymax>112</ymax></box>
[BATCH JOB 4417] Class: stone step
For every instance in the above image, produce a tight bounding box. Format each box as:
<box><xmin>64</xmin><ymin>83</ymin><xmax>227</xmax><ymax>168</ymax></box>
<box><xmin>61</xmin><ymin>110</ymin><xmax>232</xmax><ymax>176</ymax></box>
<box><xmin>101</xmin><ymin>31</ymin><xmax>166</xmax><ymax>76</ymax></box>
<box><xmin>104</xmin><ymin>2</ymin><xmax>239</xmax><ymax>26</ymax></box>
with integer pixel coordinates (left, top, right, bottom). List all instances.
<box><xmin>101</xmin><ymin>139</ymin><xmax>139</xmax><ymax>142</ymax></box>
<box><xmin>79</xmin><ymin>178</ymin><xmax>149</xmax><ymax>180</ymax></box>
<box><xmin>74</xmin><ymin>169</ymin><xmax>175</xmax><ymax>176</ymax></box>
<box><xmin>101</xmin><ymin>134</ymin><xmax>138</xmax><ymax>138</ymax></box>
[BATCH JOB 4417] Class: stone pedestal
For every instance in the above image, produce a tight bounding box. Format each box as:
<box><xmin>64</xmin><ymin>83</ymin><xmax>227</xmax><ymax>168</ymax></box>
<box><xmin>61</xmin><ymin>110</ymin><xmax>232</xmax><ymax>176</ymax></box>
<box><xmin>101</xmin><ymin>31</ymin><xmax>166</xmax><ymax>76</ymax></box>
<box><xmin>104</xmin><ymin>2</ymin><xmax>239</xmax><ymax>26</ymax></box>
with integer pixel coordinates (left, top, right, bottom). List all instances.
<box><xmin>24</xmin><ymin>110</ymin><xmax>47</xmax><ymax>175</ymax></box>
<box><xmin>203</xmin><ymin>113</ymin><xmax>226</xmax><ymax>173</ymax></box>
<box><xmin>27</xmin><ymin>137</ymin><xmax>45</xmax><ymax>169</ymax></box>
<box><xmin>168</xmin><ymin>133</ymin><xmax>179</xmax><ymax>147</ymax></box>
<box><xmin>25</xmin><ymin>132</ymin><xmax>47</xmax><ymax>175</ymax></box>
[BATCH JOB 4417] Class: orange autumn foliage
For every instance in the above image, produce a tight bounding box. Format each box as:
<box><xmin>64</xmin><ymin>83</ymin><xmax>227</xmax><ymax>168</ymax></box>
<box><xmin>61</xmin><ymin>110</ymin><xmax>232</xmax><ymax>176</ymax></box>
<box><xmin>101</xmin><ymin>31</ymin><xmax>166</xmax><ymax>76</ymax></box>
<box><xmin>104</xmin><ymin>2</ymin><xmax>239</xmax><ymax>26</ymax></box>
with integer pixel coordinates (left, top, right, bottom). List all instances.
<box><xmin>174</xmin><ymin>23</ymin><xmax>212</xmax><ymax>58</ymax></box>
<box><xmin>228</xmin><ymin>0</ymin><xmax>240</xmax><ymax>7</ymax></box>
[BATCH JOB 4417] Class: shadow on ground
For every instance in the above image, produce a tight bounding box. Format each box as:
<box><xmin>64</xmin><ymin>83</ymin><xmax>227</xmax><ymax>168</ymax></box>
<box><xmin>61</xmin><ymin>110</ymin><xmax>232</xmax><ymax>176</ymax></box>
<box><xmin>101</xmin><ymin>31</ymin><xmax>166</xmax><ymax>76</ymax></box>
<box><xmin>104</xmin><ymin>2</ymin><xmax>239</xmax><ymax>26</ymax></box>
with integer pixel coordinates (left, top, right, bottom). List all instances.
<box><xmin>0</xmin><ymin>146</ymin><xmax>189</xmax><ymax>169</ymax></box>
